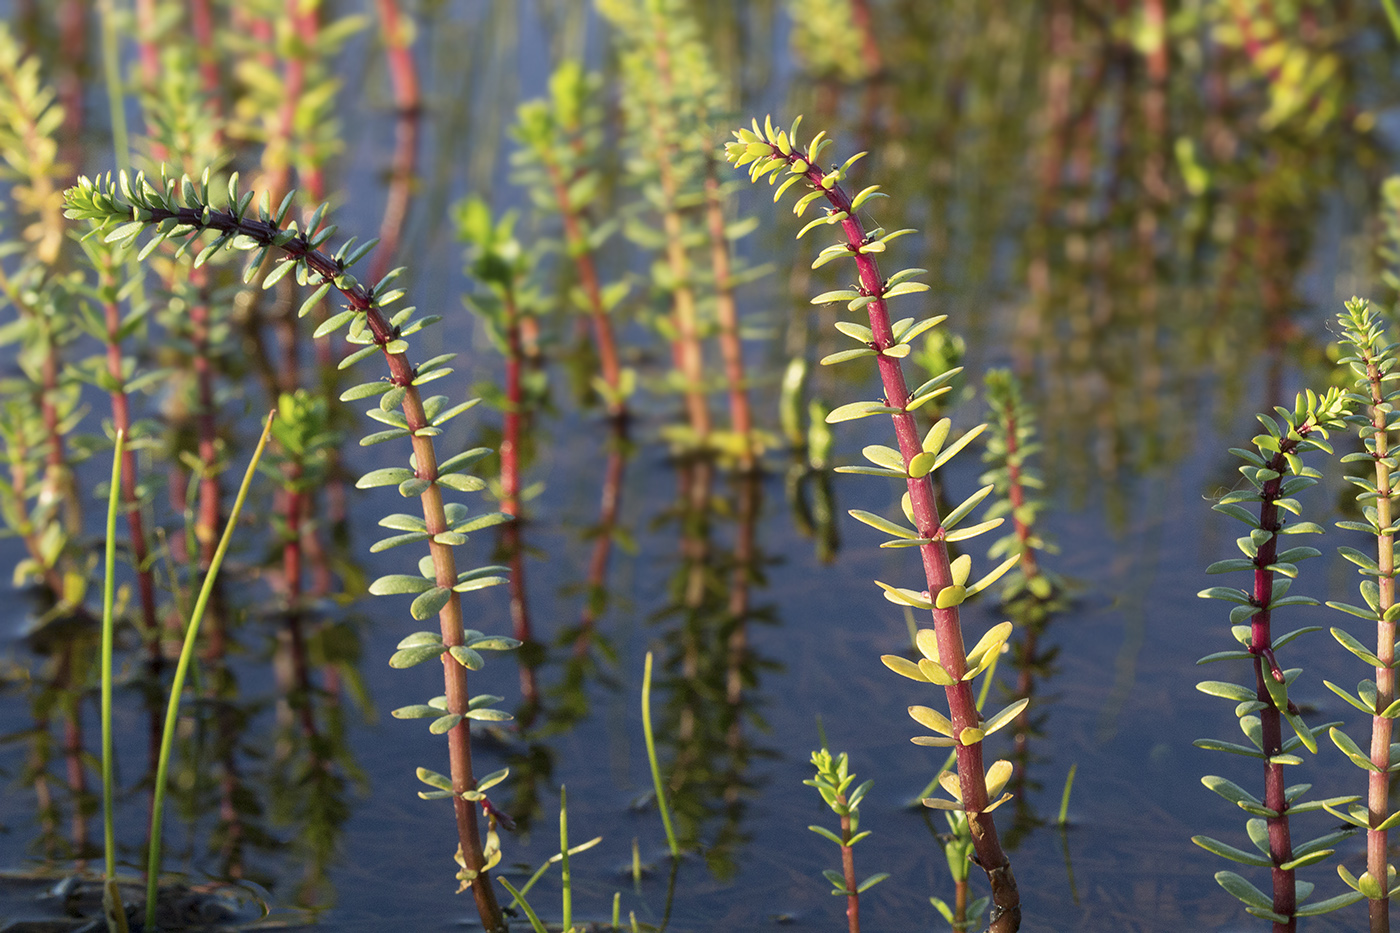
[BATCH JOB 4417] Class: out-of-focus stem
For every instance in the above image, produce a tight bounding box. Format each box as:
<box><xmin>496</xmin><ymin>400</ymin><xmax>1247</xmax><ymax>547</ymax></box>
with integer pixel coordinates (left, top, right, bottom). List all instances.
<box><xmin>704</xmin><ymin>164</ymin><xmax>755</xmax><ymax>470</ymax></box>
<box><xmin>574</xmin><ymin>415</ymin><xmax>627</xmax><ymax>656</ymax></box>
<box><xmin>95</xmin><ymin>256</ymin><xmax>160</xmax><ymax>656</ymax></box>
<box><xmin>372</xmin><ymin>0</ymin><xmax>421</xmax><ymax>285</ymax></box>
<box><xmin>538</xmin><ymin>155</ymin><xmax>625</xmax><ymax>417</ymax></box>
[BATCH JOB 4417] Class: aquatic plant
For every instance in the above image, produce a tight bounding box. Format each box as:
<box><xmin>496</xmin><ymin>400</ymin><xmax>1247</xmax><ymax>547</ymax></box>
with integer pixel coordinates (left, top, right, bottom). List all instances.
<box><xmin>1195</xmin><ymin>388</ymin><xmax>1361</xmax><ymax>930</ymax></box>
<box><xmin>0</xmin><ymin>23</ymin><xmax>86</xmax><ymax>610</ymax></box>
<box><xmin>63</xmin><ymin>168</ymin><xmax>517</xmax><ymax>931</ymax></box>
<box><xmin>804</xmin><ymin>746</ymin><xmax>886</xmax><ymax>933</ymax></box>
<box><xmin>511</xmin><ymin>61</ymin><xmax>628</xmax><ymax>418</ymax></box>
<box><xmin>980</xmin><ymin>369</ymin><xmax>1061</xmax><ymax>612</ymax></box>
<box><xmin>726</xmin><ymin>115</ymin><xmax>1023</xmax><ymax>930</ymax></box>
<box><xmin>1324</xmin><ymin>298</ymin><xmax>1400</xmax><ymax>929</ymax></box>
<box><xmin>456</xmin><ymin>196</ymin><xmax>546</xmax><ymax>701</ymax></box>
<box><xmin>600</xmin><ymin>0</ymin><xmax>765</xmax><ymax>467</ymax></box>
<box><xmin>99</xmin><ymin>434</ymin><xmax>129</xmax><ymax>933</ymax></box>
<box><xmin>929</xmin><ymin>809</ymin><xmax>986</xmax><ymax>932</ymax></box>
<box><xmin>641</xmin><ymin>651</ymin><xmax>680</xmax><ymax>859</ymax></box>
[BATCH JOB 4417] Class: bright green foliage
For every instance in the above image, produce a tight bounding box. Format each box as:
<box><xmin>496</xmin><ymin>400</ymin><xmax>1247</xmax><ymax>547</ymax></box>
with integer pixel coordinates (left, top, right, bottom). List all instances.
<box><xmin>0</xmin><ymin>398</ymin><xmax>82</xmax><ymax>604</ymax></box>
<box><xmin>1204</xmin><ymin>0</ymin><xmax>1344</xmax><ymax>137</ymax></box>
<box><xmin>1195</xmin><ymin>387</ymin><xmax>1362</xmax><ymax>924</ymax></box>
<box><xmin>804</xmin><ymin>748</ymin><xmax>888</xmax><ymax>898</ymax></box>
<box><xmin>456</xmin><ymin>197</ymin><xmax>551</xmax><ymax>415</ymax></box>
<box><xmin>929</xmin><ymin>810</ymin><xmax>988</xmax><ymax>931</ymax></box>
<box><xmin>267</xmin><ymin>389</ymin><xmax>338</xmax><ymax>494</ymax></box>
<box><xmin>510</xmin><ymin>61</ymin><xmax>633</xmax><ymax>412</ymax></box>
<box><xmin>137</xmin><ymin>40</ymin><xmax>224</xmax><ymax>179</ymax></box>
<box><xmin>511</xmin><ymin>61</ymin><xmax>615</xmax><ymax>253</ymax></box>
<box><xmin>601</xmin><ymin>0</ymin><xmax>767</xmax><ymax>457</ymax></box>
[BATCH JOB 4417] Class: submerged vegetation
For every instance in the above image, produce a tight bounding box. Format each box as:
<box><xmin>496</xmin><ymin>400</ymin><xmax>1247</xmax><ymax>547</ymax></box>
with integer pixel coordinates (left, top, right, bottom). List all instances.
<box><xmin>1</xmin><ymin>1</ymin><xmax>1400</xmax><ymax>931</ymax></box>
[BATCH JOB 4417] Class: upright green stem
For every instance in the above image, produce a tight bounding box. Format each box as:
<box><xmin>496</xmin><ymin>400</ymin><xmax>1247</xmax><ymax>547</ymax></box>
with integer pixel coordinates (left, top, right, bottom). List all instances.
<box><xmin>101</xmin><ymin>432</ymin><xmax>128</xmax><ymax>933</ymax></box>
<box><xmin>147</xmin><ymin>414</ymin><xmax>273</xmax><ymax>930</ymax></box>
<box><xmin>1383</xmin><ymin>0</ymin><xmax>1400</xmax><ymax>47</ymax></box>
<box><xmin>559</xmin><ymin>785</ymin><xmax>572</xmax><ymax>931</ymax></box>
<box><xmin>642</xmin><ymin>651</ymin><xmax>680</xmax><ymax>858</ymax></box>
<box><xmin>68</xmin><ymin>171</ymin><xmax>509</xmax><ymax>930</ymax></box>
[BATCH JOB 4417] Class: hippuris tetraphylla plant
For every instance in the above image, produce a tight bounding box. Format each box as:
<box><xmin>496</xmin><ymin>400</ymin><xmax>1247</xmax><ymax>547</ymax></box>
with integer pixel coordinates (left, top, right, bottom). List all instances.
<box><xmin>1195</xmin><ymin>388</ymin><xmax>1361</xmax><ymax>931</ymax></box>
<box><xmin>726</xmin><ymin>115</ymin><xmax>1023</xmax><ymax>931</ymax></box>
<box><xmin>1323</xmin><ymin>298</ymin><xmax>1400</xmax><ymax>927</ymax></box>
<box><xmin>63</xmin><ymin>167</ymin><xmax>517</xmax><ymax>932</ymax></box>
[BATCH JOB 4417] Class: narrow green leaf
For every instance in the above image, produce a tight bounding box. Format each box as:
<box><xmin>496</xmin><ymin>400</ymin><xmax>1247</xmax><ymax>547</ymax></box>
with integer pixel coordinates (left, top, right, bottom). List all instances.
<box><xmin>1191</xmin><ymin>836</ymin><xmax>1272</xmax><ymax>868</ymax></box>
<box><xmin>1215</xmin><ymin>871</ymin><xmax>1274</xmax><ymax>910</ymax></box>
<box><xmin>848</xmin><ymin>509</ymin><xmax>918</xmax><ymax>539</ymax></box>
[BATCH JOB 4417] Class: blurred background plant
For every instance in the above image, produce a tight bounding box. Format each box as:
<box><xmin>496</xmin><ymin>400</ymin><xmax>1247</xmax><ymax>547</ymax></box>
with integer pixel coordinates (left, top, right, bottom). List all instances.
<box><xmin>0</xmin><ymin>1</ymin><xmax>1398</xmax><ymax>931</ymax></box>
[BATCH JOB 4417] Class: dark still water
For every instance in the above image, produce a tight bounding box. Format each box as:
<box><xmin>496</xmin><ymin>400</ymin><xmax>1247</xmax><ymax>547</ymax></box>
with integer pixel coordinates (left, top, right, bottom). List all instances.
<box><xmin>0</xmin><ymin>2</ymin><xmax>1395</xmax><ymax>931</ymax></box>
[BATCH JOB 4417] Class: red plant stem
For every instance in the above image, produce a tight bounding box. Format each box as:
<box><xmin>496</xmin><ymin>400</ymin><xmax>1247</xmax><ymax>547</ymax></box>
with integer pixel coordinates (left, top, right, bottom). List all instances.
<box><xmin>376</xmin><ymin>0</ymin><xmax>420</xmax><ymax>112</ymax></box>
<box><xmin>704</xmin><ymin>164</ymin><xmax>755</xmax><ymax>470</ymax></box>
<box><xmin>284</xmin><ymin>478</ymin><xmax>304</xmax><ymax>603</ymax></box>
<box><xmin>647</xmin><ymin>26</ymin><xmax>709</xmax><ymax>442</ymax></box>
<box><xmin>133</xmin><ymin>0</ymin><xmax>159</xmax><ymax>90</ymax></box>
<box><xmin>62</xmin><ymin>687</ymin><xmax>89</xmax><ymax>861</ymax></box>
<box><xmin>1251</xmin><ymin>441</ymin><xmax>1309</xmax><ymax>932</ymax></box>
<box><xmin>1001</xmin><ymin>408</ymin><xmax>1040</xmax><ymax>581</ymax></box>
<box><xmin>264</xmin><ymin>7</ymin><xmax>311</xmax><ymax>208</ymax></box>
<box><xmin>761</xmin><ymin>142</ymin><xmax>1020</xmax><ymax>930</ymax></box>
<box><xmin>847</xmin><ymin>0</ymin><xmax>884</xmax><ymax>78</ymax></box>
<box><xmin>191</xmin><ymin>294</ymin><xmax>221</xmax><ymax>568</ymax></box>
<box><xmin>189</xmin><ymin>0</ymin><xmax>223</xmax><ymax>110</ymax></box>
<box><xmin>96</xmin><ymin>262</ymin><xmax>160</xmax><ymax>654</ymax></box>
<box><xmin>500</xmin><ymin>306</ymin><xmax>522</xmax><ymax>519</ymax></box>
<box><xmin>573</xmin><ymin>416</ymin><xmax>627</xmax><ymax>656</ymax></box>
<box><xmin>499</xmin><ymin>288</ymin><xmax>537</xmax><ymax>704</ymax></box>
<box><xmin>371</xmin><ymin>0</ymin><xmax>421</xmax><ymax>285</ymax></box>
<box><xmin>1364</xmin><ymin>351</ymin><xmax>1395</xmax><ymax>933</ymax></box>
<box><xmin>839</xmin><ymin>806</ymin><xmax>861</xmax><ymax>933</ymax></box>
<box><xmin>55</xmin><ymin>0</ymin><xmax>84</xmax><ymax>170</ymax></box>
<box><xmin>538</xmin><ymin>155</ymin><xmax>624</xmax><ymax>417</ymax></box>
<box><xmin>119</xmin><ymin>197</ymin><xmax>505</xmax><ymax>926</ymax></box>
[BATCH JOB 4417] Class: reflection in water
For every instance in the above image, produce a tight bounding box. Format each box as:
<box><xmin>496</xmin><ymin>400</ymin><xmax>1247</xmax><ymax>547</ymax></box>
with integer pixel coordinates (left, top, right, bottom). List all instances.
<box><xmin>651</xmin><ymin>460</ymin><xmax>771</xmax><ymax>881</ymax></box>
<box><xmin>0</xmin><ymin>2</ymin><xmax>1397</xmax><ymax>930</ymax></box>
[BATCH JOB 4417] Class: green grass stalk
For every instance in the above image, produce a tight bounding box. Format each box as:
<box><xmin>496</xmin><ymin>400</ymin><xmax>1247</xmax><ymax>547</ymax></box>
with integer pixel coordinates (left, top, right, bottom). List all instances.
<box><xmin>560</xmin><ymin>784</ymin><xmax>572</xmax><ymax>931</ymax></box>
<box><xmin>1057</xmin><ymin>763</ymin><xmax>1077</xmax><ymax>828</ymax></box>
<box><xmin>1383</xmin><ymin>0</ymin><xmax>1400</xmax><ymax>47</ymax></box>
<box><xmin>497</xmin><ymin>877</ymin><xmax>548</xmax><ymax>933</ymax></box>
<box><xmin>145</xmin><ymin>413</ymin><xmax>274</xmax><ymax>930</ymax></box>
<box><xmin>642</xmin><ymin>651</ymin><xmax>680</xmax><ymax>858</ymax></box>
<box><xmin>101</xmin><ymin>431</ymin><xmax>127</xmax><ymax>933</ymax></box>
